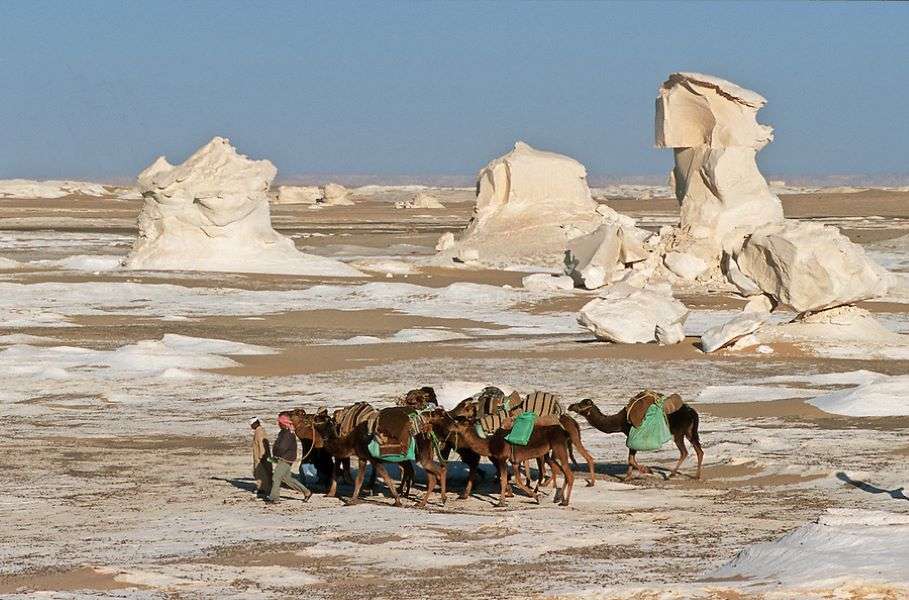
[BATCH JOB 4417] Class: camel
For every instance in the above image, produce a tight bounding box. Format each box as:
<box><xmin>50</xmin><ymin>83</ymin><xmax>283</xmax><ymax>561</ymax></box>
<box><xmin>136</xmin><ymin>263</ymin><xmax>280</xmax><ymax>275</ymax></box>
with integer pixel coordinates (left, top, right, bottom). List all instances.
<box><xmin>445</xmin><ymin>417</ymin><xmax>575</xmax><ymax>507</ymax></box>
<box><xmin>281</xmin><ymin>409</ymin><xmax>338</xmax><ymax>490</ymax></box>
<box><xmin>312</xmin><ymin>407</ymin><xmax>448</xmax><ymax>508</ymax></box>
<box><xmin>568</xmin><ymin>398</ymin><xmax>703</xmax><ymax>481</ymax></box>
<box><xmin>450</xmin><ymin>396</ymin><xmax>597</xmax><ymax>488</ymax></box>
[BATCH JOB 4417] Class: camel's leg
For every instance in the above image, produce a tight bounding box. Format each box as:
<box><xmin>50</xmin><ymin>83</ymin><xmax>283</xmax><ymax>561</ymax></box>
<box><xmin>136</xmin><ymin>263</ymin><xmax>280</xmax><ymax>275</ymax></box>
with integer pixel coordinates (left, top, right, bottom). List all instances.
<box><xmin>397</xmin><ymin>461</ymin><xmax>414</xmax><ymax>498</ymax></box>
<box><xmin>568</xmin><ymin>429</ymin><xmax>597</xmax><ymax>487</ymax></box>
<box><xmin>365</xmin><ymin>462</ymin><xmax>378</xmax><ymax>496</ymax></box>
<box><xmin>372</xmin><ymin>461</ymin><xmax>402</xmax><ymax>507</ymax></box>
<box><xmin>494</xmin><ymin>459</ymin><xmax>508</xmax><ymax>508</ymax></box>
<box><xmin>628</xmin><ymin>448</ymin><xmax>651</xmax><ymax>476</ymax></box>
<box><xmin>689</xmin><ymin>424</ymin><xmax>704</xmax><ymax>480</ymax></box>
<box><xmin>625</xmin><ymin>450</ymin><xmax>638</xmax><ymax>481</ymax></box>
<box><xmin>349</xmin><ymin>458</ymin><xmax>368</xmax><ymax>505</ymax></box>
<box><xmin>417</xmin><ymin>461</ymin><xmax>445</xmax><ymax>508</ymax></box>
<box><xmin>341</xmin><ymin>457</ymin><xmax>353</xmax><ymax>485</ymax></box>
<box><xmin>669</xmin><ymin>434</ymin><xmax>689</xmax><ymax>478</ymax></box>
<box><xmin>551</xmin><ymin>444</ymin><xmax>574</xmax><ymax>506</ymax></box>
<box><xmin>509</xmin><ymin>459</ymin><xmax>542</xmax><ymax>503</ymax></box>
<box><xmin>543</xmin><ymin>455</ymin><xmax>560</xmax><ymax>501</ymax></box>
<box><xmin>439</xmin><ymin>464</ymin><xmax>447</xmax><ymax>505</ymax></box>
<box><xmin>326</xmin><ymin>458</ymin><xmax>340</xmax><ymax>497</ymax></box>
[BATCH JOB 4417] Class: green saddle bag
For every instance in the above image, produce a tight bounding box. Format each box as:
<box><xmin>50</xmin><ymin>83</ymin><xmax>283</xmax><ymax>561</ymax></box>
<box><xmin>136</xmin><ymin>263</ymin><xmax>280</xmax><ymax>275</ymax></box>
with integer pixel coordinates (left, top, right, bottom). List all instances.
<box><xmin>504</xmin><ymin>411</ymin><xmax>538</xmax><ymax>446</ymax></box>
<box><xmin>626</xmin><ymin>399</ymin><xmax>672</xmax><ymax>451</ymax></box>
<box><xmin>368</xmin><ymin>435</ymin><xmax>416</xmax><ymax>462</ymax></box>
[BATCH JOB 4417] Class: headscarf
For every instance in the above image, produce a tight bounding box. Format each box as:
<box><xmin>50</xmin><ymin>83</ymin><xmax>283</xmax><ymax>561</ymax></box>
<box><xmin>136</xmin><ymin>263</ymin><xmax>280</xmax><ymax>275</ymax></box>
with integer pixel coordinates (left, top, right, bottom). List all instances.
<box><xmin>277</xmin><ymin>414</ymin><xmax>293</xmax><ymax>429</ymax></box>
<box><xmin>248</xmin><ymin>416</ymin><xmax>261</xmax><ymax>426</ymax></box>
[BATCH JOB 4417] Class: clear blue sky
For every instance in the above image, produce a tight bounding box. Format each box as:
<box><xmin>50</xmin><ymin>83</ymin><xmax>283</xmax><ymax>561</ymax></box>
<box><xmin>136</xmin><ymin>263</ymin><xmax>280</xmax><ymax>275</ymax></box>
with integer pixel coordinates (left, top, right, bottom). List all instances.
<box><xmin>1</xmin><ymin>1</ymin><xmax>907</xmax><ymax>180</ymax></box>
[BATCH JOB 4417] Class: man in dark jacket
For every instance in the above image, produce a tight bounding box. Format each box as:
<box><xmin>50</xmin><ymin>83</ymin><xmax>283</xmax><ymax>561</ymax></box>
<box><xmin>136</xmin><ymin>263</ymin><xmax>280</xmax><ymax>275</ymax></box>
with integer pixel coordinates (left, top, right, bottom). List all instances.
<box><xmin>266</xmin><ymin>413</ymin><xmax>312</xmax><ymax>504</ymax></box>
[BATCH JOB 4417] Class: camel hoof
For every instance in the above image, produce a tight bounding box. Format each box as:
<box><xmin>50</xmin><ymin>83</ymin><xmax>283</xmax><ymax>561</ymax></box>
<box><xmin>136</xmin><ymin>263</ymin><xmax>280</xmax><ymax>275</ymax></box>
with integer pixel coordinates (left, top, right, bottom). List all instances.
<box><xmin>457</xmin><ymin>493</ymin><xmax>469</xmax><ymax>500</ymax></box>
<box><xmin>496</xmin><ymin>500</ymin><xmax>507</xmax><ymax>508</ymax></box>
<box><xmin>392</xmin><ymin>500</ymin><xmax>403</xmax><ymax>507</ymax></box>
<box><xmin>586</xmin><ymin>480</ymin><xmax>595</xmax><ymax>487</ymax></box>
<box><xmin>560</xmin><ymin>499</ymin><xmax>570</xmax><ymax>507</ymax></box>
<box><xmin>534</xmin><ymin>493</ymin><xmax>542</xmax><ymax>505</ymax></box>
<box><xmin>347</xmin><ymin>498</ymin><xmax>360</xmax><ymax>506</ymax></box>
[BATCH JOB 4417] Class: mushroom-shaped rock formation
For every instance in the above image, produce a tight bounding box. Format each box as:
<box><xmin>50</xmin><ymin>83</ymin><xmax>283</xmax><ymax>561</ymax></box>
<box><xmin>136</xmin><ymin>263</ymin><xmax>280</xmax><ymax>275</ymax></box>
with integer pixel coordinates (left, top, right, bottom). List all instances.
<box><xmin>435</xmin><ymin>141</ymin><xmax>604</xmax><ymax>269</ymax></box>
<box><xmin>656</xmin><ymin>73</ymin><xmax>783</xmax><ymax>254</ymax></box>
<box><xmin>124</xmin><ymin>137</ymin><xmax>363</xmax><ymax>276</ymax></box>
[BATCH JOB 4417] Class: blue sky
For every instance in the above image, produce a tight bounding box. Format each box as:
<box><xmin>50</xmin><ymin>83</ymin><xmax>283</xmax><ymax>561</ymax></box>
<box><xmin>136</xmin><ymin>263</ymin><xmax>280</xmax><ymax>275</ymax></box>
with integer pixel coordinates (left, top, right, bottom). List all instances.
<box><xmin>1</xmin><ymin>1</ymin><xmax>907</xmax><ymax>180</ymax></box>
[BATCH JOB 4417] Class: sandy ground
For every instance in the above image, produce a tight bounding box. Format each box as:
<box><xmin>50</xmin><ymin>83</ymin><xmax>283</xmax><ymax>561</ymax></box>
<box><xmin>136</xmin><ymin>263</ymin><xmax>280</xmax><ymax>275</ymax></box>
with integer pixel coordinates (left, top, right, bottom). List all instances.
<box><xmin>0</xmin><ymin>189</ymin><xmax>907</xmax><ymax>599</ymax></box>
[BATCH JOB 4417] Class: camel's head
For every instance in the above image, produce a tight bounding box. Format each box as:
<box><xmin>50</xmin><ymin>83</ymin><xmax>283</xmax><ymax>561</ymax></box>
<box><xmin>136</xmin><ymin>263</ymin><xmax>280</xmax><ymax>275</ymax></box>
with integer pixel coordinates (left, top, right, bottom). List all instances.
<box><xmin>447</xmin><ymin>415</ymin><xmax>473</xmax><ymax>436</ymax></box>
<box><xmin>449</xmin><ymin>398</ymin><xmax>478</xmax><ymax>420</ymax></box>
<box><xmin>568</xmin><ymin>399</ymin><xmax>596</xmax><ymax>415</ymax></box>
<box><xmin>311</xmin><ymin>413</ymin><xmax>338</xmax><ymax>439</ymax></box>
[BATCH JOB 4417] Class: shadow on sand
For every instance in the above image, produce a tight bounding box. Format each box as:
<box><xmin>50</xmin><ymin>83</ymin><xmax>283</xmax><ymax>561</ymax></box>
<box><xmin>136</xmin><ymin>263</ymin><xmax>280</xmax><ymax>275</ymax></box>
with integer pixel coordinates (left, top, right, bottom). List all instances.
<box><xmin>837</xmin><ymin>471</ymin><xmax>908</xmax><ymax>501</ymax></box>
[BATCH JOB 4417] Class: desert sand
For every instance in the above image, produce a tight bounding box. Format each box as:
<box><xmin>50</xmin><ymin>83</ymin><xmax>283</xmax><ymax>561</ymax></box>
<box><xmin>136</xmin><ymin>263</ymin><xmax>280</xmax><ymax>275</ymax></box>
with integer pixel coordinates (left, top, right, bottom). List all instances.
<box><xmin>0</xmin><ymin>180</ymin><xmax>907</xmax><ymax>599</ymax></box>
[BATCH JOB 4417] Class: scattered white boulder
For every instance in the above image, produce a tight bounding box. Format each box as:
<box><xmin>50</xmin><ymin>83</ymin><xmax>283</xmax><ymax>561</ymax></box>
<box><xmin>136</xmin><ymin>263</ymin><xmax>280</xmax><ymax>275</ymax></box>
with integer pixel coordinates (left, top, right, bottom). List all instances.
<box><xmin>743</xmin><ymin>294</ymin><xmax>774</xmax><ymax>313</ymax></box>
<box><xmin>577</xmin><ymin>283</ymin><xmax>689</xmax><ymax>344</ymax></box>
<box><xmin>663</xmin><ymin>251</ymin><xmax>709</xmax><ymax>281</ymax></box>
<box><xmin>522</xmin><ymin>273</ymin><xmax>574</xmax><ymax>292</ymax></box>
<box><xmin>564</xmin><ymin>223</ymin><xmax>648</xmax><ymax>289</ymax></box>
<box><xmin>395</xmin><ymin>191</ymin><xmax>446</xmax><ymax>209</ymax></box>
<box><xmin>435</xmin><ymin>232</ymin><xmax>456</xmax><ymax>252</ymax></box>
<box><xmin>749</xmin><ymin>305</ymin><xmax>908</xmax><ymax>359</ymax></box>
<box><xmin>274</xmin><ymin>185</ymin><xmax>322</xmax><ymax>205</ymax></box>
<box><xmin>701</xmin><ymin>311</ymin><xmax>769</xmax><ymax>352</ymax></box>
<box><xmin>320</xmin><ymin>182</ymin><xmax>353</xmax><ymax>206</ymax></box>
<box><xmin>435</xmin><ymin>141</ymin><xmax>603</xmax><ymax>269</ymax></box>
<box><xmin>0</xmin><ymin>179</ymin><xmax>110</xmax><ymax>199</ymax></box>
<box><xmin>807</xmin><ymin>374</ymin><xmax>909</xmax><ymax>416</ymax></box>
<box><xmin>123</xmin><ymin>137</ymin><xmax>363</xmax><ymax>276</ymax></box>
<box><xmin>735</xmin><ymin>220</ymin><xmax>888</xmax><ymax>312</ymax></box>
<box><xmin>656</xmin><ymin>72</ymin><xmax>783</xmax><ymax>252</ymax></box>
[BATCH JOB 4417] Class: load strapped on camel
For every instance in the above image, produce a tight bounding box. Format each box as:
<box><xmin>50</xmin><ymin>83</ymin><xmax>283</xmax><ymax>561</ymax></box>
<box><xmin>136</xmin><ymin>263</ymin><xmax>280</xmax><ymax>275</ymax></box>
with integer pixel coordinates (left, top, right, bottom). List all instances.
<box><xmin>366</xmin><ymin>389</ymin><xmax>443</xmax><ymax>462</ymax></box>
<box><xmin>475</xmin><ymin>387</ymin><xmax>564</xmax><ymax>446</ymax></box>
<box><xmin>624</xmin><ymin>390</ymin><xmax>683</xmax><ymax>451</ymax></box>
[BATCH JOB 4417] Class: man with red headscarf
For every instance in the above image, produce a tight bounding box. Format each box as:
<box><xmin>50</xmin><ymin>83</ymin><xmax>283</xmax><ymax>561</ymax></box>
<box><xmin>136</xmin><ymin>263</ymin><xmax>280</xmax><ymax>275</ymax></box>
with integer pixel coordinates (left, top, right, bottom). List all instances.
<box><xmin>266</xmin><ymin>413</ymin><xmax>312</xmax><ymax>504</ymax></box>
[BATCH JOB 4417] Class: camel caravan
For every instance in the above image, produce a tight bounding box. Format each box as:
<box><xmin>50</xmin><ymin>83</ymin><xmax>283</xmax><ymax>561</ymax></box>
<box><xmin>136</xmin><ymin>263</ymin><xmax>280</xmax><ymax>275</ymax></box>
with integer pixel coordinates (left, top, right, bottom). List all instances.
<box><xmin>250</xmin><ymin>386</ymin><xmax>704</xmax><ymax>508</ymax></box>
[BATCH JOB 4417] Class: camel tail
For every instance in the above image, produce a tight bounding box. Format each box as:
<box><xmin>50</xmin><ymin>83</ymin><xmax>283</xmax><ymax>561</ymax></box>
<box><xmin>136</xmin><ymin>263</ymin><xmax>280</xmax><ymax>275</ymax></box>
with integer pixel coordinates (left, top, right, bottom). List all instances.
<box><xmin>567</xmin><ymin>439</ymin><xmax>579</xmax><ymax>469</ymax></box>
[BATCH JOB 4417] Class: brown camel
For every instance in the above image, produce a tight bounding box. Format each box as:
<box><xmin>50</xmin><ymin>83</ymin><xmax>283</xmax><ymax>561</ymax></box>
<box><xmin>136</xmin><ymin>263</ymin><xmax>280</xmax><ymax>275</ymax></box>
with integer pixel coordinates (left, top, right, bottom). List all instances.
<box><xmin>446</xmin><ymin>417</ymin><xmax>575</xmax><ymax>507</ymax></box>
<box><xmin>312</xmin><ymin>407</ymin><xmax>448</xmax><ymax>508</ymax></box>
<box><xmin>450</xmin><ymin>397</ymin><xmax>597</xmax><ymax>488</ymax></box>
<box><xmin>568</xmin><ymin>398</ymin><xmax>703</xmax><ymax>481</ymax></box>
<box><xmin>281</xmin><ymin>409</ymin><xmax>339</xmax><ymax>491</ymax></box>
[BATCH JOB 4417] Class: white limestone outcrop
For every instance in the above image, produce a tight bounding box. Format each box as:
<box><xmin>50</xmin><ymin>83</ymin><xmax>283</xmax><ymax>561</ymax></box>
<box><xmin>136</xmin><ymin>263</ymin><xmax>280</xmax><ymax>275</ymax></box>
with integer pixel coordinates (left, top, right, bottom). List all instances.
<box><xmin>320</xmin><ymin>183</ymin><xmax>353</xmax><ymax>206</ymax></box>
<box><xmin>701</xmin><ymin>311</ymin><xmax>769</xmax><ymax>353</ymax></box>
<box><xmin>123</xmin><ymin>137</ymin><xmax>363</xmax><ymax>276</ymax></box>
<box><xmin>522</xmin><ymin>273</ymin><xmax>574</xmax><ymax>292</ymax></box>
<box><xmin>656</xmin><ymin>72</ymin><xmax>783</xmax><ymax>254</ymax></box>
<box><xmin>395</xmin><ymin>191</ymin><xmax>445</xmax><ymax>209</ymax></box>
<box><xmin>564</xmin><ymin>223</ymin><xmax>648</xmax><ymax>289</ymax></box>
<box><xmin>734</xmin><ymin>221</ymin><xmax>887</xmax><ymax>313</ymax></box>
<box><xmin>577</xmin><ymin>283</ymin><xmax>689</xmax><ymax>344</ymax></box>
<box><xmin>274</xmin><ymin>185</ymin><xmax>322</xmax><ymax>205</ymax></box>
<box><xmin>0</xmin><ymin>179</ymin><xmax>110</xmax><ymax>199</ymax></box>
<box><xmin>435</xmin><ymin>141</ymin><xmax>603</xmax><ymax>269</ymax></box>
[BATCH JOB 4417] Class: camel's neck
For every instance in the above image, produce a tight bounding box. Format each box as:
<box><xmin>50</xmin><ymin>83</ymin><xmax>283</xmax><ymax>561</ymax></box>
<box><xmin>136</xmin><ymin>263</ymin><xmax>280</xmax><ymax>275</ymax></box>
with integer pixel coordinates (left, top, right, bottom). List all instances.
<box><xmin>584</xmin><ymin>406</ymin><xmax>627</xmax><ymax>434</ymax></box>
<box><xmin>455</xmin><ymin>425</ymin><xmax>490</xmax><ymax>455</ymax></box>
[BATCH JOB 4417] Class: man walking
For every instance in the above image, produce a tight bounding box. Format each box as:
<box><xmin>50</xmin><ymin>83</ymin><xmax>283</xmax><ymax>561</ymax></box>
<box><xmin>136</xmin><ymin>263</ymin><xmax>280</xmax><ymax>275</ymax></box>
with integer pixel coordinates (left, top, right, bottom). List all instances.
<box><xmin>250</xmin><ymin>417</ymin><xmax>272</xmax><ymax>497</ymax></box>
<box><xmin>267</xmin><ymin>413</ymin><xmax>312</xmax><ymax>504</ymax></box>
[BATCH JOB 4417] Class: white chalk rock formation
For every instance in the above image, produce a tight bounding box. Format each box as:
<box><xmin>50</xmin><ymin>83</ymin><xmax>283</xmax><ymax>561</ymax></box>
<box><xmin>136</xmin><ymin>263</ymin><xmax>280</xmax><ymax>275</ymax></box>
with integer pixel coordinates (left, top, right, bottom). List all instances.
<box><xmin>395</xmin><ymin>191</ymin><xmax>446</xmax><ymax>209</ymax></box>
<box><xmin>274</xmin><ymin>185</ymin><xmax>322</xmax><ymax>205</ymax></box>
<box><xmin>663</xmin><ymin>251</ymin><xmax>709</xmax><ymax>282</ymax></box>
<box><xmin>124</xmin><ymin>137</ymin><xmax>363</xmax><ymax>276</ymax></box>
<box><xmin>735</xmin><ymin>221</ymin><xmax>887</xmax><ymax>313</ymax></box>
<box><xmin>0</xmin><ymin>179</ymin><xmax>109</xmax><ymax>199</ymax></box>
<box><xmin>564</xmin><ymin>223</ymin><xmax>648</xmax><ymax>289</ymax></box>
<box><xmin>578</xmin><ymin>283</ymin><xmax>689</xmax><ymax>344</ymax></box>
<box><xmin>522</xmin><ymin>273</ymin><xmax>574</xmax><ymax>292</ymax></box>
<box><xmin>320</xmin><ymin>183</ymin><xmax>353</xmax><ymax>206</ymax></box>
<box><xmin>701</xmin><ymin>311</ymin><xmax>768</xmax><ymax>353</ymax></box>
<box><xmin>435</xmin><ymin>142</ymin><xmax>602</xmax><ymax>269</ymax></box>
<box><xmin>656</xmin><ymin>73</ymin><xmax>783</xmax><ymax>254</ymax></box>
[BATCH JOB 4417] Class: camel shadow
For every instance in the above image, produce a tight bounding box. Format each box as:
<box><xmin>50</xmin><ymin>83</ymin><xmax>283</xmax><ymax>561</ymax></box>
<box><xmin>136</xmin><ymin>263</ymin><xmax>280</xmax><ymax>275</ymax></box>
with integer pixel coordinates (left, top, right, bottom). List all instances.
<box><xmin>836</xmin><ymin>472</ymin><xmax>908</xmax><ymax>501</ymax></box>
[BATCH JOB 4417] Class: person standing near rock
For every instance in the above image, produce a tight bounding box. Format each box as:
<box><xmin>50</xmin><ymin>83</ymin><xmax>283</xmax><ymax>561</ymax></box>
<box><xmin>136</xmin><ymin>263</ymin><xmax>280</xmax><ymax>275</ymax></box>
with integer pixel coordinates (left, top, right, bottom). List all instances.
<box><xmin>249</xmin><ymin>417</ymin><xmax>272</xmax><ymax>497</ymax></box>
<box><xmin>266</xmin><ymin>414</ymin><xmax>312</xmax><ymax>504</ymax></box>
